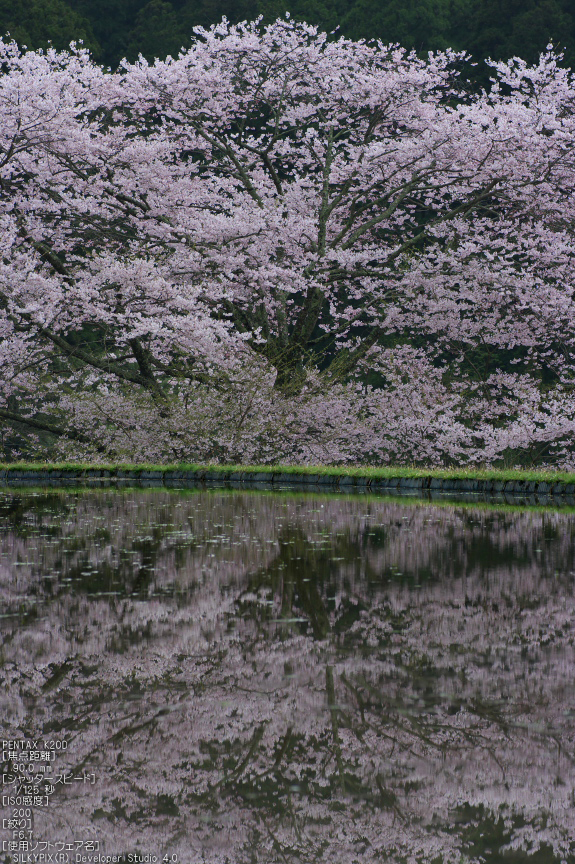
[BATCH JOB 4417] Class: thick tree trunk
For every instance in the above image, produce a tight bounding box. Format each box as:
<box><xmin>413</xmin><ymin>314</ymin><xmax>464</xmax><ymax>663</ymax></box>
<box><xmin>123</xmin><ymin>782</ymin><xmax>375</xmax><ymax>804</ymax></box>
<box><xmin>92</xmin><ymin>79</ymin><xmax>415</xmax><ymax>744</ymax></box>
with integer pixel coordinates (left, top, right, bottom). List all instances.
<box><xmin>273</xmin><ymin>349</ymin><xmax>307</xmax><ymax>395</ymax></box>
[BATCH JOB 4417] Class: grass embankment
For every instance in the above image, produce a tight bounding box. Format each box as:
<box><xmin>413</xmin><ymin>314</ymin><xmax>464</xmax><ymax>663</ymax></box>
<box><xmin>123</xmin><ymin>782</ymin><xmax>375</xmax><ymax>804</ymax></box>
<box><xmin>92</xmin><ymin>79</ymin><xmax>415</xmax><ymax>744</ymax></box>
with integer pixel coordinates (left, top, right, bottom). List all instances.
<box><xmin>2</xmin><ymin>462</ymin><xmax>575</xmax><ymax>483</ymax></box>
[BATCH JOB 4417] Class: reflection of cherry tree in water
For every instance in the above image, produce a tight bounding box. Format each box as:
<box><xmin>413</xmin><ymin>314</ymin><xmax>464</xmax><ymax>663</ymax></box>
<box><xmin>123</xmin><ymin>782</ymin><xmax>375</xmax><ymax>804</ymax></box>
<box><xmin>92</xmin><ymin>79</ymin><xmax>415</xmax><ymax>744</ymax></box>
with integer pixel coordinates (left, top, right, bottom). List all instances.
<box><xmin>1</xmin><ymin>490</ymin><xmax>574</xmax><ymax>862</ymax></box>
<box><xmin>236</xmin><ymin>520</ymin><xmax>575</xmax><ymax>861</ymax></box>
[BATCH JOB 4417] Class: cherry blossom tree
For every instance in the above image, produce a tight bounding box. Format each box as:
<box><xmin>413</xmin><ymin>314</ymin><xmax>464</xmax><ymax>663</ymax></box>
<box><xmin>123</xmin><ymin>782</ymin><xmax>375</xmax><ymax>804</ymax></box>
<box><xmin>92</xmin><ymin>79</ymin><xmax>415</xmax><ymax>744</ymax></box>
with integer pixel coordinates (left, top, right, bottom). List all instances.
<box><xmin>2</xmin><ymin>20</ymin><xmax>575</xmax><ymax>464</ymax></box>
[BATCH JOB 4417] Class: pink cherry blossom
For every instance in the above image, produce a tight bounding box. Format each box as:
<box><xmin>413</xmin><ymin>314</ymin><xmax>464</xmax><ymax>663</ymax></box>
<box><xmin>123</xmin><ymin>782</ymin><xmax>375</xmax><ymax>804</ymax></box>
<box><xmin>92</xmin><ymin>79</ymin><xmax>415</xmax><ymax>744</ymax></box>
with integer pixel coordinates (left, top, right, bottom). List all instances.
<box><xmin>1</xmin><ymin>23</ymin><xmax>575</xmax><ymax>465</ymax></box>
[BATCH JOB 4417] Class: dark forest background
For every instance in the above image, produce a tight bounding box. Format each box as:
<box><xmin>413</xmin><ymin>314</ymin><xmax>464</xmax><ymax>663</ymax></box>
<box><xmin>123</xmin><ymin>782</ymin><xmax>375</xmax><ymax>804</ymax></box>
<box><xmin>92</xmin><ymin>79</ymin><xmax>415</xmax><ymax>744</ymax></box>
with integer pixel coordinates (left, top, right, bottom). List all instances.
<box><xmin>1</xmin><ymin>0</ymin><xmax>574</xmax><ymax>71</ymax></box>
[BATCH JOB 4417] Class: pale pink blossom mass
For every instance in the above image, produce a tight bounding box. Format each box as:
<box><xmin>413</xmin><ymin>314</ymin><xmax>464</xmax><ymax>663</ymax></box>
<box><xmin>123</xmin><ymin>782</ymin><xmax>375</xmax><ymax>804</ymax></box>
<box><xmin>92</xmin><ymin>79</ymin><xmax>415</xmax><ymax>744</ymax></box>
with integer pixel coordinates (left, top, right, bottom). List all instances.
<box><xmin>1</xmin><ymin>20</ymin><xmax>575</xmax><ymax>464</ymax></box>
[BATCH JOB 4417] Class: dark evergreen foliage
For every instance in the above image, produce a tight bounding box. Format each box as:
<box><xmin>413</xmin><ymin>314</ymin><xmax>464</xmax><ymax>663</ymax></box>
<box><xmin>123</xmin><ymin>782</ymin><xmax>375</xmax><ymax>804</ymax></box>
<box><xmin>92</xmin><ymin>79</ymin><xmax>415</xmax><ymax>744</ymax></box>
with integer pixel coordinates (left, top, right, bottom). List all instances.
<box><xmin>1</xmin><ymin>0</ymin><xmax>573</xmax><ymax>80</ymax></box>
<box><xmin>0</xmin><ymin>0</ymin><xmax>99</xmax><ymax>54</ymax></box>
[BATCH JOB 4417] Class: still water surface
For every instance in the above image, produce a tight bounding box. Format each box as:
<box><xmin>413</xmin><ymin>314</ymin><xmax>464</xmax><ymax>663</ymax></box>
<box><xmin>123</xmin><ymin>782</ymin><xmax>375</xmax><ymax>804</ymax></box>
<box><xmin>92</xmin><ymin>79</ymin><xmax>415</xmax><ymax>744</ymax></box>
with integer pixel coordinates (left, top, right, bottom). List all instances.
<box><xmin>0</xmin><ymin>487</ymin><xmax>574</xmax><ymax>863</ymax></box>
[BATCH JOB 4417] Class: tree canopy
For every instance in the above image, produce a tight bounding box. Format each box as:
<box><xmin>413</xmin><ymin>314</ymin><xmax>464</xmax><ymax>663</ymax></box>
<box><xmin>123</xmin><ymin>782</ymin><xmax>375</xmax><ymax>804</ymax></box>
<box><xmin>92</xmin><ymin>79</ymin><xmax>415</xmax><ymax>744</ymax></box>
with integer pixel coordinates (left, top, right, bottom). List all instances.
<box><xmin>0</xmin><ymin>0</ymin><xmax>99</xmax><ymax>55</ymax></box>
<box><xmin>1</xmin><ymin>0</ymin><xmax>574</xmax><ymax>67</ymax></box>
<box><xmin>2</xmin><ymin>21</ymin><xmax>575</xmax><ymax>465</ymax></box>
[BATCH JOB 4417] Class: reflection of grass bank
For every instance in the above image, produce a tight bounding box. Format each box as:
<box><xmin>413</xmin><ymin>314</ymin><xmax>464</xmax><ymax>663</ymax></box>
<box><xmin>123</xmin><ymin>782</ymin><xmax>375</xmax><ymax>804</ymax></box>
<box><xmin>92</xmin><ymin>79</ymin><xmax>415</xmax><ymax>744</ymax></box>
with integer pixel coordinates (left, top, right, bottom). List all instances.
<box><xmin>3</xmin><ymin>484</ymin><xmax>575</xmax><ymax>515</ymax></box>
<box><xmin>3</xmin><ymin>462</ymin><xmax>575</xmax><ymax>483</ymax></box>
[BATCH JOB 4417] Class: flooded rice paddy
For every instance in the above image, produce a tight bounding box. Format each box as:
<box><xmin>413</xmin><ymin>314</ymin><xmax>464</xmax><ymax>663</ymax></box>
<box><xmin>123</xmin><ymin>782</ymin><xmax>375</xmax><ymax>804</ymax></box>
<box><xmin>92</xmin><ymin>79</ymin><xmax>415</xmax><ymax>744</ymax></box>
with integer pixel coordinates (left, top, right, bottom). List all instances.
<box><xmin>0</xmin><ymin>486</ymin><xmax>574</xmax><ymax>863</ymax></box>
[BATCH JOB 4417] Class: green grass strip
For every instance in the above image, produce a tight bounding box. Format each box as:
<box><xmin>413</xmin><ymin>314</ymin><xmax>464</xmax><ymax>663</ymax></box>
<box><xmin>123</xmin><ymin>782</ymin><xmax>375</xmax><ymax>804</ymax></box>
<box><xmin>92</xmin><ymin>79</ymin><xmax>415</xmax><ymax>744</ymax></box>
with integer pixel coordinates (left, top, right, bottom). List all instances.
<box><xmin>2</xmin><ymin>462</ymin><xmax>575</xmax><ymax>483</ymax></box>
